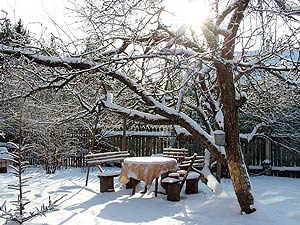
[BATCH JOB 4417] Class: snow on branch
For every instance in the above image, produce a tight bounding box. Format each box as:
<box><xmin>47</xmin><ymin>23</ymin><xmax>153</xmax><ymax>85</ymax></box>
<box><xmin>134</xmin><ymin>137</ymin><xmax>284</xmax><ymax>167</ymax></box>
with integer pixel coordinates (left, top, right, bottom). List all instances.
<box><xmin>216</xmin><ymin>0</ymin><xmax>240</xmax><ymax>26</ymax></box>
<box><xmin>240</xmin><ymin>123</ymin><xmax>264</xmax><ymax>143</ymax></box>
<box><xmin>0</xmin><ymin>44</ymin><xmax>96</xmax><ymax>69</ymax></box>
<box><xmin>0</xmin><ymin>43</ymin><xmax>223</xmax><ymax>162</ymax></box>
<box><xmin>100</xmin><ymin>94</ymin><xmax>173</xmax><ymax>125</ymax></box>
<box><xmin>274</xmin><ymin>0</ymin><xmax>300</xmax><ymax>16</ymax></box>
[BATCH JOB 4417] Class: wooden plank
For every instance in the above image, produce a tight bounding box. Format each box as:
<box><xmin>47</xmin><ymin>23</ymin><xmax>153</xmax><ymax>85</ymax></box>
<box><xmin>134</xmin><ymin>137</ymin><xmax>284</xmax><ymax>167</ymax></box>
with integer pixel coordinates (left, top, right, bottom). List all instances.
<box><xmin>85</xmin><ymin>153</ymin><xmax>130</xmax><ymax>161</ymax></box>
<box><xmin>163</xmin><ymin>148</ymin><xmax>189</xmax><ymax>152</ymax></box>
<box><xmin>85</xmin><ymin>151</ymin><xmax>129</xmax><ymax>159</ymax></box>
<box><xmin>86</xmin><ymin>157</ymin><xmax>128</xmax><ymax>166</ymax></box>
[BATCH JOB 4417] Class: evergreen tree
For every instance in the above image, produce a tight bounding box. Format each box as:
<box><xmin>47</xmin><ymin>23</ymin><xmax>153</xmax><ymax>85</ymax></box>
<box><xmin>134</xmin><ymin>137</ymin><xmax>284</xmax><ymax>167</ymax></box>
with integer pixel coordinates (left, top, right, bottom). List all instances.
<box><xmin>0</xmin><ymin>17</ymin><xmax>30</xmax><ymax>47</ymax></box>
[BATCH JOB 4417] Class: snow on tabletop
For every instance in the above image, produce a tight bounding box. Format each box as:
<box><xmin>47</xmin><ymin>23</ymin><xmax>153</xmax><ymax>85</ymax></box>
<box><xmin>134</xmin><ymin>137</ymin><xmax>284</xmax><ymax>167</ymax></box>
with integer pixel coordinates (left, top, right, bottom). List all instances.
<box><xmin>124</xmin><ymin>156</ymin><xmax>177</xmax><ymax>165</ymax></box>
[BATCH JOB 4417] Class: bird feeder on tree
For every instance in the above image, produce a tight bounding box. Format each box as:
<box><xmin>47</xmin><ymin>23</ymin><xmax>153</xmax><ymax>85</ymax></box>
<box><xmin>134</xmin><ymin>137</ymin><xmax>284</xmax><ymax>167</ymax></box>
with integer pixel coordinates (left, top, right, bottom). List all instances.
<box><xmin>213</xmin><ymin>130</ymin><xmax>226</xmax><ymax>146</ymax></box>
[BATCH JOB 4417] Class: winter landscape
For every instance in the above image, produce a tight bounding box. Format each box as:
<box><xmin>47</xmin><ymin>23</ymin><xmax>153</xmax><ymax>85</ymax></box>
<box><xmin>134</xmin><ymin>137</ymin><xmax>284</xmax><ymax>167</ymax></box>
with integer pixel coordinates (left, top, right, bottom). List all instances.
<box><xmin>0</xmin><ymin>166</ymin><xmax>300</xmax><ymax>225</ymax></box>
<box><xmin>0</xmin><ymin>0</ymin><xmax>300</xmax><ymax>224</ymax></box>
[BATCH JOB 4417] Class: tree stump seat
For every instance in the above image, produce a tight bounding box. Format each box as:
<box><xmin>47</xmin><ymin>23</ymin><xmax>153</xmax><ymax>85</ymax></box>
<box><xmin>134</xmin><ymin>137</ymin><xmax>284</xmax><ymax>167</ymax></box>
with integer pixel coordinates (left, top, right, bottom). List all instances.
<box><xmin>161</xmin><ymin>177</ymin><xmax>181</xmax><ymax>201</ymax></box>
<box><xmin>185</xmin><ymin>171</ymin><xmax>200</xmax><ymax>194</ymax></box>
<box><xmin>97</xmin><ymin>171</ymin><xmax>121</xmax><ymax>192</ymax></box>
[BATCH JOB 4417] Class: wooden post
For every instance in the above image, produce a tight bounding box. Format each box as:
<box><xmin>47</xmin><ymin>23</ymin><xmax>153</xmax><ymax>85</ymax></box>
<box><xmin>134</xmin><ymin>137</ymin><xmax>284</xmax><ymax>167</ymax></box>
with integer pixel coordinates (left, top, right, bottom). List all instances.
<box><xmin>216</xmin><ymin>160</ymin><xmax>222</xmax><ymax>183</ymax></box>
<box><xmin>265</xmin><ymin>139</ymin><xmax>271</xmax><ymax>162</ymax></box>
<box><xmin>85</xmin><ymin>166</ymin><xmax>90</xmax><ymax>186</ymax></box>
<box><xmin>264</xmin><ymin>139</ymin><xmax>272</xmax><ymax>175</ymax></box>
<box><xmin>85</xmin><ymin>108</ymin><xmax>101</xmax><ymax>186</ymax></box>
<box><xmin>122</xmin><ymin>117</ymin><xmax>127</xmax><ymax>151</ymax></box>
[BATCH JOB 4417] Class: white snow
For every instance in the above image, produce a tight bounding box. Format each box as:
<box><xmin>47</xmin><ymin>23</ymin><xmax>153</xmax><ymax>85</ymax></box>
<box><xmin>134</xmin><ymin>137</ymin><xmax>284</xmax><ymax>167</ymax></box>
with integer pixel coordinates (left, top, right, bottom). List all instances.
<box><xmin>240</xmin><ymin>123</ymin><xmax>264</xmax><ymax>142</ymax></box>
<box><xmin>161</xmin><ymin>177</ymin><xmax>180</xmax><ymax>183</ymax></box>
<box><xmin>124</xmin><ymin>157</ymin><xmax>177</xmax><ymax>165</ymax></box>
<box><xmin>215</xmin><ymin>110</ymin><xmax>224</xmax><ymax>129</ymax></box>
<box><xmin>106</xmin><ymin>130</ymin><xmax>173</xmax><ymax>137</ymax></box>
<box><xmin>186</xmin><ymin>171</ymin><xmax>200</xmax><ymax>180</ymax></box>
<box><xmin>0</xmin><ymin>147</ymin><xmax>12</xmax><ymax>160</ymax></box>
<box><xmin>1</xmin><ymin>167</ymin><xmax>300</xmax><ymax>225</ymax></box>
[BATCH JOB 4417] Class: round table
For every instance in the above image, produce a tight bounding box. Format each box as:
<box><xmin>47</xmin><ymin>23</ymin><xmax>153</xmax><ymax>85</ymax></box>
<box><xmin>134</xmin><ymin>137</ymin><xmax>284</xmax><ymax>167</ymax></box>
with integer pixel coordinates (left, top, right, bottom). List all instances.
<box><xmin>119</xmin><ymin>156</ymin><xmax>178</xmax><ymax>196</ymax></box>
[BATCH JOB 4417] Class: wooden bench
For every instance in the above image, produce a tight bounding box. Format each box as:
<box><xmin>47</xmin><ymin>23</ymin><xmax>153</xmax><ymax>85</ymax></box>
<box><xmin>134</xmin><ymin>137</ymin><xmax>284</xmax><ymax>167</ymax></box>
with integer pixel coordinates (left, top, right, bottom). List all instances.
<box><xmin>163</xmin><ymin>148</ymin><xmax>205</xmax><ymax>170</ymax></box>
<box><xmin>84</xmin><ymin>151</ymin><xmax>130</xmax><ymax>191</ymax></box>
<box><xmin>179</xmin><ymin>155</ymin><xmax>205</xmax><ymax>170</ymax></box>
<box><xmin>163</xmin><ymin>148</ymin><xmax>189</xmax><ymax>163</ymax></box>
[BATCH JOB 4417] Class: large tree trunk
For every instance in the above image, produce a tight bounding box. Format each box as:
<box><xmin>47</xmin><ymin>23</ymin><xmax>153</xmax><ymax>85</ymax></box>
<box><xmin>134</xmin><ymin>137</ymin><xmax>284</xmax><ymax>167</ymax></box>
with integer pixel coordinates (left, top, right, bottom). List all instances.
<box><xmin>212</xmin><ymin>0</ymin><xmax>255</xmax><ymax>214</ymax></box>
<box><xmin>224</xmin><ymin>100</ymin><xmax>255</xmax><ymax>214</ymax></box>
<box><xmin>217</xmin><ymin>62</ymin><xmax>255</xmax><ymax>214</ymax></box>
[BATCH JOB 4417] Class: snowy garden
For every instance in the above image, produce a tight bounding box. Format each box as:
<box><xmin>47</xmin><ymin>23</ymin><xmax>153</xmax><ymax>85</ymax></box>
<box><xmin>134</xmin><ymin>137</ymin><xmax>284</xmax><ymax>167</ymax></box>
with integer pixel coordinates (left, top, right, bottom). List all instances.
<box><xmin>1</xmin><ymin>166</ymin><xmax>300</xmax><ymax>225</ymax></box>
<box><xmin>1</xmin><ymin>0</ymin><xmax>300</xmax><ymax>224</ymax></box>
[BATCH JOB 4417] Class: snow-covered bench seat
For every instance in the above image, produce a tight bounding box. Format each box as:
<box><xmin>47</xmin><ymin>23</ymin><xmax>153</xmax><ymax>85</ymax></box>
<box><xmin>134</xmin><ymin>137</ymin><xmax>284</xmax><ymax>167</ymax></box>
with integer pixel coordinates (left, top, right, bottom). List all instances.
<box><xmin>84</xmin><ymin>151</ymin><xmax>130</xmax><ymax>189</ymax></box>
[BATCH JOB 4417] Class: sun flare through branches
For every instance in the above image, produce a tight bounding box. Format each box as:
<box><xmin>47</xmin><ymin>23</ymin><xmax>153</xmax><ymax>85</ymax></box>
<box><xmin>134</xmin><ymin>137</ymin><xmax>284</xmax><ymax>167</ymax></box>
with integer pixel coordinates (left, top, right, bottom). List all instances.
<box><xmin>163</xmin><ymin>0</ymin><xmax>211</xmax><ymax>30</ymax></box>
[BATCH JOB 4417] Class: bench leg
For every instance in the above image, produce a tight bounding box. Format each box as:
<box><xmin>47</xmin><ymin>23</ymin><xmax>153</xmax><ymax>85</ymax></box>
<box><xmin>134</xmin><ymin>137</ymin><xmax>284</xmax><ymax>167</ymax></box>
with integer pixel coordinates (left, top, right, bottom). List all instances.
<box><xmin>85</xmin><ymin>166</ymin><xmax>90</xmax><ymax>186</ymax></box>
<box><xmin>99</xmin><ymin>176</ymin><xmax>115</xmax><ymax>192</ymax></box>
<box><xmin>185</xmin><ymin>178</ymin><xmax>199</xmax><ymax>194</ymax></box>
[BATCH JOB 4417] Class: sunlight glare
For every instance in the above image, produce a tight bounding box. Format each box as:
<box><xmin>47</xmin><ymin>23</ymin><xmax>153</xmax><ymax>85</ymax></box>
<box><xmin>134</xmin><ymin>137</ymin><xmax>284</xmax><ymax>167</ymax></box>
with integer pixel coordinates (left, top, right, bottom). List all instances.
<box><xmin>164</xmin><ymin>0</ymin><xmax>211</xmax><ymax>30</ymax></box>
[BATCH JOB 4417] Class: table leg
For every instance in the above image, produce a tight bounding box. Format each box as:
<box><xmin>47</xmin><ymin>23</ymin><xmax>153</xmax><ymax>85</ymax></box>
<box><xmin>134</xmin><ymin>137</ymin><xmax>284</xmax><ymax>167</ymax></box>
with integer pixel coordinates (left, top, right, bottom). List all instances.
<box><xmin>155</xmin><ymin>177</ymin><xmax>159</xmax><ymax>197</ymax></box>
<box><xmin>140</xmin><ymin>186</ymin><xmax>147</xmax><ymax>194</ymax></box>
<box><xmin>131</xmin><ymin>178</ymin><xmax>139</xmax><ymax>195</ymax></box>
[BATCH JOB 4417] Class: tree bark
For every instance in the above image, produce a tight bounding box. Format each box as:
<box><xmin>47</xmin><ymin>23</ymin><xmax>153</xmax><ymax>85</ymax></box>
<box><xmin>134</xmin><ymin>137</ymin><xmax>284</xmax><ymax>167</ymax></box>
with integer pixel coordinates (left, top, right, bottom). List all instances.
<box><xmin>212</xmin><ymin>0</ymin><xmax>255</xmax><ymax>214</ymax></box>
<box><xmin>216</xmin><ymin>62</ymin><xmax>255</xmax><ymax>214</ymax></box>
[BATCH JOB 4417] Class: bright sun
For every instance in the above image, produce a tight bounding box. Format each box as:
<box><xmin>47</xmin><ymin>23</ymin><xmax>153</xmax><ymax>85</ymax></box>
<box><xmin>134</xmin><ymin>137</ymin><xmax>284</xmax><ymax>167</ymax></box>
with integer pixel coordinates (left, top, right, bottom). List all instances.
<box><xmin>163</xmin><ymin>0</ymin><xmax>211</xmax><ymax>30</ymax></box>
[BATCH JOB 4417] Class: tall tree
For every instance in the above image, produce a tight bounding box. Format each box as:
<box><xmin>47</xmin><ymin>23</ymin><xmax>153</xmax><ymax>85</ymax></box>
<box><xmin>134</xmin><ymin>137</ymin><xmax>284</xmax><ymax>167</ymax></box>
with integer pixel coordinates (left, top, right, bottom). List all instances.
<box><xmin>0</xmin><ymin>16</ymin><xmax>29</xmax><ymax>47</ymax></box>
<box><xmin>1</xmin><ymin>0</ymin><xmax>300</xmax><ymax>213</ymax></box>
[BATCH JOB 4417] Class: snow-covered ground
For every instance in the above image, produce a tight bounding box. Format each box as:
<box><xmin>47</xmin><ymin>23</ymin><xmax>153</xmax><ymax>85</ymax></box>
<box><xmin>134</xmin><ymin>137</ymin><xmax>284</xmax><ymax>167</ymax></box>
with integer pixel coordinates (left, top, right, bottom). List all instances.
<box><xmin>0</xmin><ymin>167</ymin><xmax>300</xmax><ymax>225</ymax></box>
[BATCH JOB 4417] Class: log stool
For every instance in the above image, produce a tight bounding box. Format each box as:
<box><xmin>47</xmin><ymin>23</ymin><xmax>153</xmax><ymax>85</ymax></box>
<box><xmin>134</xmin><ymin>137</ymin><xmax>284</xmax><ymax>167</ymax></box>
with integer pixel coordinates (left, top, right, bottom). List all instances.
<box><xmin>185</xmin><ymin>171</ymin><xmax>200</xmax><ymax>194</ymax></box>
<box><xmin>162</xmin><ymin>175</ymin><xmax>181</xmax><ymax>201</ymax></box>
<box><xmin>97</xmin><ymin>171</ymin><xmax>120</xmax><ymax>193</ymax></box>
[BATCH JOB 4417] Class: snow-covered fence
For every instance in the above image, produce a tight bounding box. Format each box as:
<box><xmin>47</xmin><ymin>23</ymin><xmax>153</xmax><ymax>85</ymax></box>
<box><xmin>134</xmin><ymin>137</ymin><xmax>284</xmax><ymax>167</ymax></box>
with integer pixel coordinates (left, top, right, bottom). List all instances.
<box><xmin>106</xmin><ymin>129</ymin><xmax>174</xmax><ymax>156</ymax></box>
<box><xmin>26</xmin><ymin>127</ymin><xmax>300</xmax><ymax>177</ymax></box>
<box><xmin>242</xmin><ymin>135</ymin><xmax>300</xmax><ymax>177</ymax></box>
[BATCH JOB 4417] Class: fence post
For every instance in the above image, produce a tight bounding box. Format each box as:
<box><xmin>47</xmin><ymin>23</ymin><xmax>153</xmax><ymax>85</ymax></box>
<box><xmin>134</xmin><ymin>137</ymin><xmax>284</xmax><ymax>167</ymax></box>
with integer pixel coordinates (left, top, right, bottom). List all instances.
<box><xmin>263</xmin><ymin>138</ymin><xmax>272</xmax><ymax>174</ymax></box>
<box><xmin>122</xmin><ymin>117</ymin><xmax>127</xmax><ymax>151</ymax></box>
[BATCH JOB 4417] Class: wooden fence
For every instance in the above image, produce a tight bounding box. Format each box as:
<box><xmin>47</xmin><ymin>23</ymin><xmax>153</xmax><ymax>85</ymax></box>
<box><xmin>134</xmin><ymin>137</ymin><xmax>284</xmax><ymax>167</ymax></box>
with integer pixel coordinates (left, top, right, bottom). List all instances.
<box><xmin>27</xmin><ymin>128</ymin><xmax>300</xmax><ymax>177</ymax></box>
<box><xmin>242</xmin><ymin>136</ymin><xmax>300</xmax><ymax>177</ymax></box>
